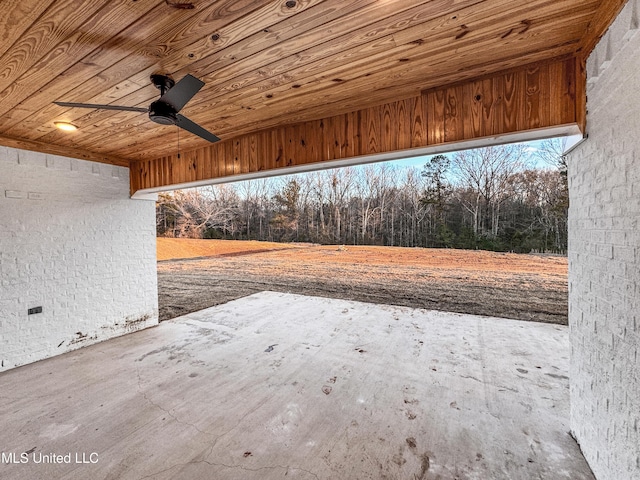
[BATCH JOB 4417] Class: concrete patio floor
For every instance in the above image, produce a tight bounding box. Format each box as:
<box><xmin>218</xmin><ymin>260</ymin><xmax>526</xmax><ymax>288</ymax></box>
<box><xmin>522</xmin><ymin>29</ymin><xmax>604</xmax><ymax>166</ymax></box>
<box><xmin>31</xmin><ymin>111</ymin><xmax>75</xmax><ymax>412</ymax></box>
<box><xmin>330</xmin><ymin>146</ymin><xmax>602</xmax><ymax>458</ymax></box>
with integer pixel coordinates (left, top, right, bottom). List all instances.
<box><xmin>0</xmin><ymin>292</ymin><xmax>593</xmax><ymax>480</ymax></box>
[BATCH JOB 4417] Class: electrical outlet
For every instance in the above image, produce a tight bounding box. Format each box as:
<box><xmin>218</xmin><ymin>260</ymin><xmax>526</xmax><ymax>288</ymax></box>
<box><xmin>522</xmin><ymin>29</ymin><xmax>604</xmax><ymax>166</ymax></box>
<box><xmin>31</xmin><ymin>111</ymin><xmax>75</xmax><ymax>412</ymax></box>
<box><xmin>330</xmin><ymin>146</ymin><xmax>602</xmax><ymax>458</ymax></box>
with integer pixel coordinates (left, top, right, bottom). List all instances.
<box><xmin>28</xmin><ymin>306</ymin><xmax>42</xmax><ymax>315</ymax></box>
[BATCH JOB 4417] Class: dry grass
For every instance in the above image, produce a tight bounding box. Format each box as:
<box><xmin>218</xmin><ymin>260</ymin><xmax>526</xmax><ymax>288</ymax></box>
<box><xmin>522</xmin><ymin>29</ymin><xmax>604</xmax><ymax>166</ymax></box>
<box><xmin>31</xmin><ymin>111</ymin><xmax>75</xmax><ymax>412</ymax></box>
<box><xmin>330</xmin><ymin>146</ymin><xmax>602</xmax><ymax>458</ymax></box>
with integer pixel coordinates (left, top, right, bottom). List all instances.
<box><xmin>156</xmin><ymin>237</ymin><xmax>297</xmax><ymax>261</ymax></box>
<box><xmin>157</xmin><ymin>239</ymin><xmax>568</xmax><ymax>324</ymax></box>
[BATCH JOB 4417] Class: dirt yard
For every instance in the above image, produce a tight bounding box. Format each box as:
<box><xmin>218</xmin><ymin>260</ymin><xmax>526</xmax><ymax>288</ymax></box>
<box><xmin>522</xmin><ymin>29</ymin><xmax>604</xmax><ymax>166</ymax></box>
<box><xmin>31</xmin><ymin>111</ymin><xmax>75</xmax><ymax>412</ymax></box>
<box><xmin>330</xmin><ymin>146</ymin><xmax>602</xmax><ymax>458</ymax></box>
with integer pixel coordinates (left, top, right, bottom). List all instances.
<box><xmin>157</xmin><ymin>239</ymin><xmax>568</xmax><ymax>325</ymax></box>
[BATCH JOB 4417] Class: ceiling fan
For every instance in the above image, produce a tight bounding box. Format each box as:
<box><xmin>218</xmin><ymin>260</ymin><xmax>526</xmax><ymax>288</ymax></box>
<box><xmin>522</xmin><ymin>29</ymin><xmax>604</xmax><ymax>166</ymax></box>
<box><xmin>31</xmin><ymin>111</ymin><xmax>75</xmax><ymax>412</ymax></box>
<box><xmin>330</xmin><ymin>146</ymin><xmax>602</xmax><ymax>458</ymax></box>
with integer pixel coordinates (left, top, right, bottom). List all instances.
<box><xmin>54</xmin><ymin>73</ymin><xmax>220</xmax><ymax>143</ymax></box>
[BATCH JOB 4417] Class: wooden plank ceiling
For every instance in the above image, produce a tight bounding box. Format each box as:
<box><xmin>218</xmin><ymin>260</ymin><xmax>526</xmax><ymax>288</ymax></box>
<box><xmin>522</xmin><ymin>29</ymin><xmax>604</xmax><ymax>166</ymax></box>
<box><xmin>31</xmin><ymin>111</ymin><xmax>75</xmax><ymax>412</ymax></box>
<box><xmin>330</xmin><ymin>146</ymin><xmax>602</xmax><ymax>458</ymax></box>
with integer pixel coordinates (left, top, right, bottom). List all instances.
<box><xmin>0</xmin><ymin>0</ymin><xmax>626</xmax><ymax>169</ymax></box>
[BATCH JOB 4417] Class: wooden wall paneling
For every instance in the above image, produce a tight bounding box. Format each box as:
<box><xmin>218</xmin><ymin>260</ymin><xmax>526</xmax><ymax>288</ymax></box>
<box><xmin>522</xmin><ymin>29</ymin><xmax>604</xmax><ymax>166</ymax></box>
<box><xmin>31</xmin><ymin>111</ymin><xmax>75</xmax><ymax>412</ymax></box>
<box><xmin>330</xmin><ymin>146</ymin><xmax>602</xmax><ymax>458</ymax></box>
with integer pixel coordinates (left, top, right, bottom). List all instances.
<box><xmin>564</xmin><ymin>57</ymin><xmax>579</xmax><ymax>126</ymax></box>
<box><xmin>293</xmin><ymin>122</ymin><xmax>309</xmax><ymax>167</ymax></box>
<box><xmin>181</xmin><ymin>150</ymin><xmax>191</xmax><ymax>184</ymax></box>
<box><xmin>193</xmin><ymin>147</ymin><xmax>204</xmax><ymax>181</ymax></box>
<box><xmin>302</xmin><ymin>120</ymin><xmax>319</xmax><ymax>164</ymax></box>
<box><xmin>184</xmin><ymin>152</ymin><xmax>193</xmax><ymax>184</ymax></box>
<box><xmin>423</xmin><ymin>57</ymin><xmax>579</xmax><ymax>147</ymax></box>
<box><xmin>426</xmin><ymin>88</ymin><xmax>446</xmax><ymax>145</ymax></box>
<box><xmin>237</xmin><ymin>136</ymin><xmax>249</xmax><ymax>174</ymax></box>
<box><xmin>249</xmin><ymin>133</ymin><xmax>259</xmax><ymax>173</ymax></box>
<box><xmin>258</xmin><ymin>130</ymin><xmax>270</xmax><ymax>173</ymax></box>
<box><xmin>217</xmin><ymin>142</ymin><xmax>226</xmax><ymax>177</ymax></box>
<box><xmin>446</xmin><ymin>84</ymin><xmax>466</xmax><ymax>143</ymax></box>
<box><xmin>411</xmin><ymin>95</ymin><xmax>427</xmax><ymax>148</ymax></box>
<box><xmin>380</xmin><ymin>101</ymin><xmax>398</xmax><ymax>153</ymax></box>
<box><xmin>367</xmin><ymin>106</ymin><xmax>381</xmax><ymax>155</ymax></box>
<box><xmin>222</xmin><ymin>139</ymin><xmax>234</xmax><ymax>176</ymax></box>
<box><xmin>158</xmin><ymin>156</ymin><xmax>167</xmax><ymax>189</ymax></box>
<box><xmin>502</xmin><ymin>71</ymin><xmax>522</xmax><ymax>133</ymax></box>
<box><xmin>271</xmin><ymin>127</ymin><xmax>286</xmax><ymax>172</ymax></box>
<box><xmin>462</xmin><ymin>80</ymin><xmax>483</xmax><ymax>139</ymax></box>
<box><xmin>309</xmin><ymin>119</ymin><xmax>320</xmax><ymax>162</ymax></box>
<box><xmin>490</xmin><ymin>75</ymin><xmax>507</xmax><ymax>138</ymax></box>
<box><xmin>524</xmin><ymin>63</ymin><xmax>543</xmax><ymax>130</ymax></box>
<box><xmin>549</xmin><ymin>58</ymin><xmax>576</xmax><ymax>126</ymax></box>
<box><xmin>200</xmin><ymin>147</ymin><xmax>210</xmax><ymax>181</ymax></box>
<box><xmin>138</xmin><ymin>160</ymin><xmax>147</xmax><ymax>191</ymax></box>
<box><xmin>129</xmin><ymin>161</ymin><xmax>138</xmax><ymax>194</ymax></box>
<box><xmin>344</xmin><ymin>111</ymin><xmax>358</xmax><ymax>157</ymax></box>
<box><xmin>282</xmin><ymin>124</ymin><xmax>295</xmax><ymax>167</ymax></box>
<box><xmin>575</xmin><ymin>56</ymin><xmax>587</xmax><ymax>134</ymax></box>
<box><xmin>159</xmin><ymin>156</ymin><xmax>166</xmax><ymax>187</ymax></box>
<box><xmin>395</xmin><ymin>99</ymin><xmax>408</xmax><ymax>151</ymax></box>
<box><xmin>172</xmin><ymin>153</ymin><xmax>183</xmax><ymax>185</ymax></box>
<box><xmin>322</xmin><ymin>115</ymin><xmax>336</xmax><ymax>161</ymax></box>
<box><xmin>206</xmin><ymin>146</ymin><xmax>215</xmax><ymax>180</ymax></box>
<box><xmin>355</xmin><ymin>110</ymin><xmax>365</xmax><ymax>155</ymax></box>
<box><xmin>135</xmin><ymin>160</ymin><xmax>143</xmax><ymax>191</ymax></box>
<box><xmin>156</xmin><ymin>157</ymin><xmax>164</xmax><ymax>190</ymax></box>
<box><xmin>151</xmin><ymin>156</ymin><xmax>159</xmax><ymax>188</ymax></box>
<box><xmin>177</xmin><ymin>151</ymin><xmax>187</xmax><ymax>184</ymax></box>
<box><xmin>235</xmin><ymin>137</ymin><xmax>245</xmax><ymax>174</ymax></box>
<box><xmin>549</xmin><ymin>60</ymin><xmax>563</xmax><ymax>126</ymax></box>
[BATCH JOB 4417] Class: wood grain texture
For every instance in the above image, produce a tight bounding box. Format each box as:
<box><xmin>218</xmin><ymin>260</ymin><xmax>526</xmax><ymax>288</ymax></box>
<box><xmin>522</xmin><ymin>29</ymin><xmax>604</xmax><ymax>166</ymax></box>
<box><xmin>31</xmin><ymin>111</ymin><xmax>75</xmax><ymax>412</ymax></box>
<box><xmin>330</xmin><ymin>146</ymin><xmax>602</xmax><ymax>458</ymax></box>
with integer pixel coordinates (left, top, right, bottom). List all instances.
<box><xmin>579</xmin><ymin>0</ymin><xmax>629</xmax><ymax>56</ymax></box>
<box><xmin>107</xmin><ymin>0</ymin><xmax>596</xmax><ymax>157</ymax></box>
<box><xmin>0</xmin><ymin>0</ymin><xmax>613</xmax><ymax>167</ymax></box>
<box><xmin>131</xmin><ymin>57</ymin><xmax>582</xmax><ymax>194</ymax></box>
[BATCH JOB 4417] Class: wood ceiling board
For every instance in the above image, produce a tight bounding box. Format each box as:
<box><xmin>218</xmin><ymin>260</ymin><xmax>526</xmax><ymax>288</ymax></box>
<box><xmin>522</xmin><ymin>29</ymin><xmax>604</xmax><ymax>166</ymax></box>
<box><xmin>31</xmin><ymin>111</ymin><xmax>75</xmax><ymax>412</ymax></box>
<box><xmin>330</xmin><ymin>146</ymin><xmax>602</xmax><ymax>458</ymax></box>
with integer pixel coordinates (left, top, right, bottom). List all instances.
<box><xmin>580</xmin><ymin>0</ymin><xmax>629</xmax><ymax>56</ymax></box>
<box><xmin>0</xmin><ymin>0</ymin><xmax>271</xmax><ymax>135</ymax></box>
<box><xmin>114</xmin><ymin>20</ymin><xmax>588</xmax><ymax>158</ymax></box>
<box><xmin>18</xmin><ymin>0</ymin><xmax>433</xmax><ymax>147</ymax></box>
<box><xmin>95</xmin><ymin>0</ymin><xmax>589</xmax><ymax>150</ymax></box>
<box><xmin>0</xmin><ymin>0</ymin><xmax>165</xmax><ymax>116</ymax></box>
<box><xmin>65</xmin><ymin>0</ymin><xmax>593</xmax><ymax>159</ymax></box>
<box><xmin>21</xmin><ymin>0</ymin><xmax>380</xmax><ymax>146</ymax></box>
<box><xmin>0</xmin><ymin>0</ymin><xmax>616</xmax><ymax>165</ymax></box>
<box><xmin>0</xmin><ymin>0</ymin><xmax>53</xmax><ymax>59</ymax></box>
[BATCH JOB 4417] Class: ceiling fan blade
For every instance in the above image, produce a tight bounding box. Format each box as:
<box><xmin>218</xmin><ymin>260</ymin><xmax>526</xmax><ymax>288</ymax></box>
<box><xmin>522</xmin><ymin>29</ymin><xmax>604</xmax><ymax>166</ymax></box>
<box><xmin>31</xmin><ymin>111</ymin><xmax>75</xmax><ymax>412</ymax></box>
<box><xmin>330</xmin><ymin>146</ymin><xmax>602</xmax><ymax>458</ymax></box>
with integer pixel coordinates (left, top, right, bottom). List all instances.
<box><xmin>159</xmin><ymin>74</ymin><xmax>204</xmax><ymax>112</ymax></box>
<box><xmin>54</xmin><ymin>101</ymin><xmax>148</xmax><ymax>113</ymax></box>
<box><xmin>176</xmin><ymin>114</ymin><xmax>220</xmax><ymax>143</ymax></box>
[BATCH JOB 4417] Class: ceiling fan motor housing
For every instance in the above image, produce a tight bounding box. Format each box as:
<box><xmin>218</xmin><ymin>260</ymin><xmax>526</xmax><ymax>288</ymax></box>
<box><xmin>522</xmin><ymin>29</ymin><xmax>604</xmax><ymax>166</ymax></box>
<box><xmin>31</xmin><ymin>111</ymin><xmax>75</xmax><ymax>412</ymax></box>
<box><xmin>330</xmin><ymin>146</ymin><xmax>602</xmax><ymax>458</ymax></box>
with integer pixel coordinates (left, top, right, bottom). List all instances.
<box><xmin>149</xmin><ymin>100</ymin><xmax>177</xmax><ymax>125</ymax></box>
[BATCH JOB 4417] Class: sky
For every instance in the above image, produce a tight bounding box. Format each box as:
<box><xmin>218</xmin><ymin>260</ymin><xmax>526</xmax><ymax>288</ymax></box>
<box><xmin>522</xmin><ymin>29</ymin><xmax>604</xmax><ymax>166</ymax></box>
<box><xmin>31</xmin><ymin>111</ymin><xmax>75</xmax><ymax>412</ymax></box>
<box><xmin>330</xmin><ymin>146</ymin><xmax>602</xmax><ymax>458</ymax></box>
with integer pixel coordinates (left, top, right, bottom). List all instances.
<box><xmin>391</xmin><ymin>134</ymin><xmax>581</xmax><ymax>171</ymax></box>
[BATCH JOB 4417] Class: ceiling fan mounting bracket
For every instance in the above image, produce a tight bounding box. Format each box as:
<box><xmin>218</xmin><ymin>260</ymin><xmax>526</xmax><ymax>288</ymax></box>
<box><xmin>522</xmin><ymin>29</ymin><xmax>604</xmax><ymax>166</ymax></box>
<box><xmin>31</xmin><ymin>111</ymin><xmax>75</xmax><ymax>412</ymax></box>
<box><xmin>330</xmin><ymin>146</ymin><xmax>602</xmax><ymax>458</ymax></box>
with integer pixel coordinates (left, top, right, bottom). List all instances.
<box><xmin>150</xmin><ymin>74</ymin><xmax>175</xmax><ymax>96</ymax></box>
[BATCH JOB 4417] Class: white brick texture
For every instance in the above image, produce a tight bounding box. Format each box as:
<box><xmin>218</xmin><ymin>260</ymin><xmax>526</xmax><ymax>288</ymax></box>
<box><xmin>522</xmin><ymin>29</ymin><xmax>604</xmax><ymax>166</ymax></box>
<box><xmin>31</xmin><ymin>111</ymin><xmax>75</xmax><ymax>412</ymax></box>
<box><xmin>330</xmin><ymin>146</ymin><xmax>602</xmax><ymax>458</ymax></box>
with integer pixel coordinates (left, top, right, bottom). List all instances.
<box><xmin>568</xmin><ymin>1</ymin><xmax>640</xmax><ymax>479</ymax></box>
<box><xmin>0</xmin><ymin>147</ymin><xmax>158</xmax><ymax>372</ymax></box>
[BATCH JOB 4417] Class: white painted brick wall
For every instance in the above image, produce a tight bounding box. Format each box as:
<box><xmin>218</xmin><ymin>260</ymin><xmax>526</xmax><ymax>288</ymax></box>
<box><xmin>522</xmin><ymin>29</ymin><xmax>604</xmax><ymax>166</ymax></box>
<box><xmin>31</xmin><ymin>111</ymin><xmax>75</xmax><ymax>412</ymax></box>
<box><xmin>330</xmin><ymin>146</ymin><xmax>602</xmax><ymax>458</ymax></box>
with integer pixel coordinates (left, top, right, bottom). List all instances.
<box><xmin>0</xmin><ymin>147</ymin><xmax>158</xmax><ymax>372</ymax></box>
<box><xmin>567</xmin><ymin>1</ymin><xmax>640</xmax><ymax>478</ymax></box>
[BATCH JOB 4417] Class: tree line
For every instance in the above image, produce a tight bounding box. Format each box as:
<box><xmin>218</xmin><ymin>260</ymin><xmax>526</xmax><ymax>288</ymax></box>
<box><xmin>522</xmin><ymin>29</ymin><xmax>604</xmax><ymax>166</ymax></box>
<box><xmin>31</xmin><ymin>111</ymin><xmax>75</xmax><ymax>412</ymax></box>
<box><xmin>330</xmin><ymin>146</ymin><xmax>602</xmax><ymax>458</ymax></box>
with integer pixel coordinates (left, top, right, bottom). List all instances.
<box><xmin>156</xmin><ymin>140</ymin><xmax>568</xmax><ymax>253</ymax></box>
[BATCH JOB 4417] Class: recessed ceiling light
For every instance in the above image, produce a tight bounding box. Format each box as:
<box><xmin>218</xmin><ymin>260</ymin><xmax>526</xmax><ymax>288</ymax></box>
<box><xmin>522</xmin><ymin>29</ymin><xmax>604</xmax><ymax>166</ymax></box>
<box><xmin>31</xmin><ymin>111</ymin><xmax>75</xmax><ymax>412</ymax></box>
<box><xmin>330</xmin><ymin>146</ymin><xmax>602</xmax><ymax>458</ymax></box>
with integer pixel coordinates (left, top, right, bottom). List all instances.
<box><xmin>54</xmin><ymin>121</ymin><xmax>78</xmax><ymax>132</ymax></box>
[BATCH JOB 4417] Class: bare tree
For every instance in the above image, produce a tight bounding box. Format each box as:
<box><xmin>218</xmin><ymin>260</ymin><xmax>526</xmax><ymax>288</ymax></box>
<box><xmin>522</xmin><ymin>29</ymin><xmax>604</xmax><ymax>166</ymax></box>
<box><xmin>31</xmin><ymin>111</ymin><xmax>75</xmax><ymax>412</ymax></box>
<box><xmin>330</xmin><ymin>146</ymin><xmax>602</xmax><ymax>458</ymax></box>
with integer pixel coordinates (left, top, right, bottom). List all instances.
<box><xmin>451</xmin><ymin>144</ymin><xmax>528</xmax><ymax>236</ymax></box>
<box><xmin>156</xmin><ymin>140</ymin><xmax>568</xmax><ymax>253</ymax></box>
